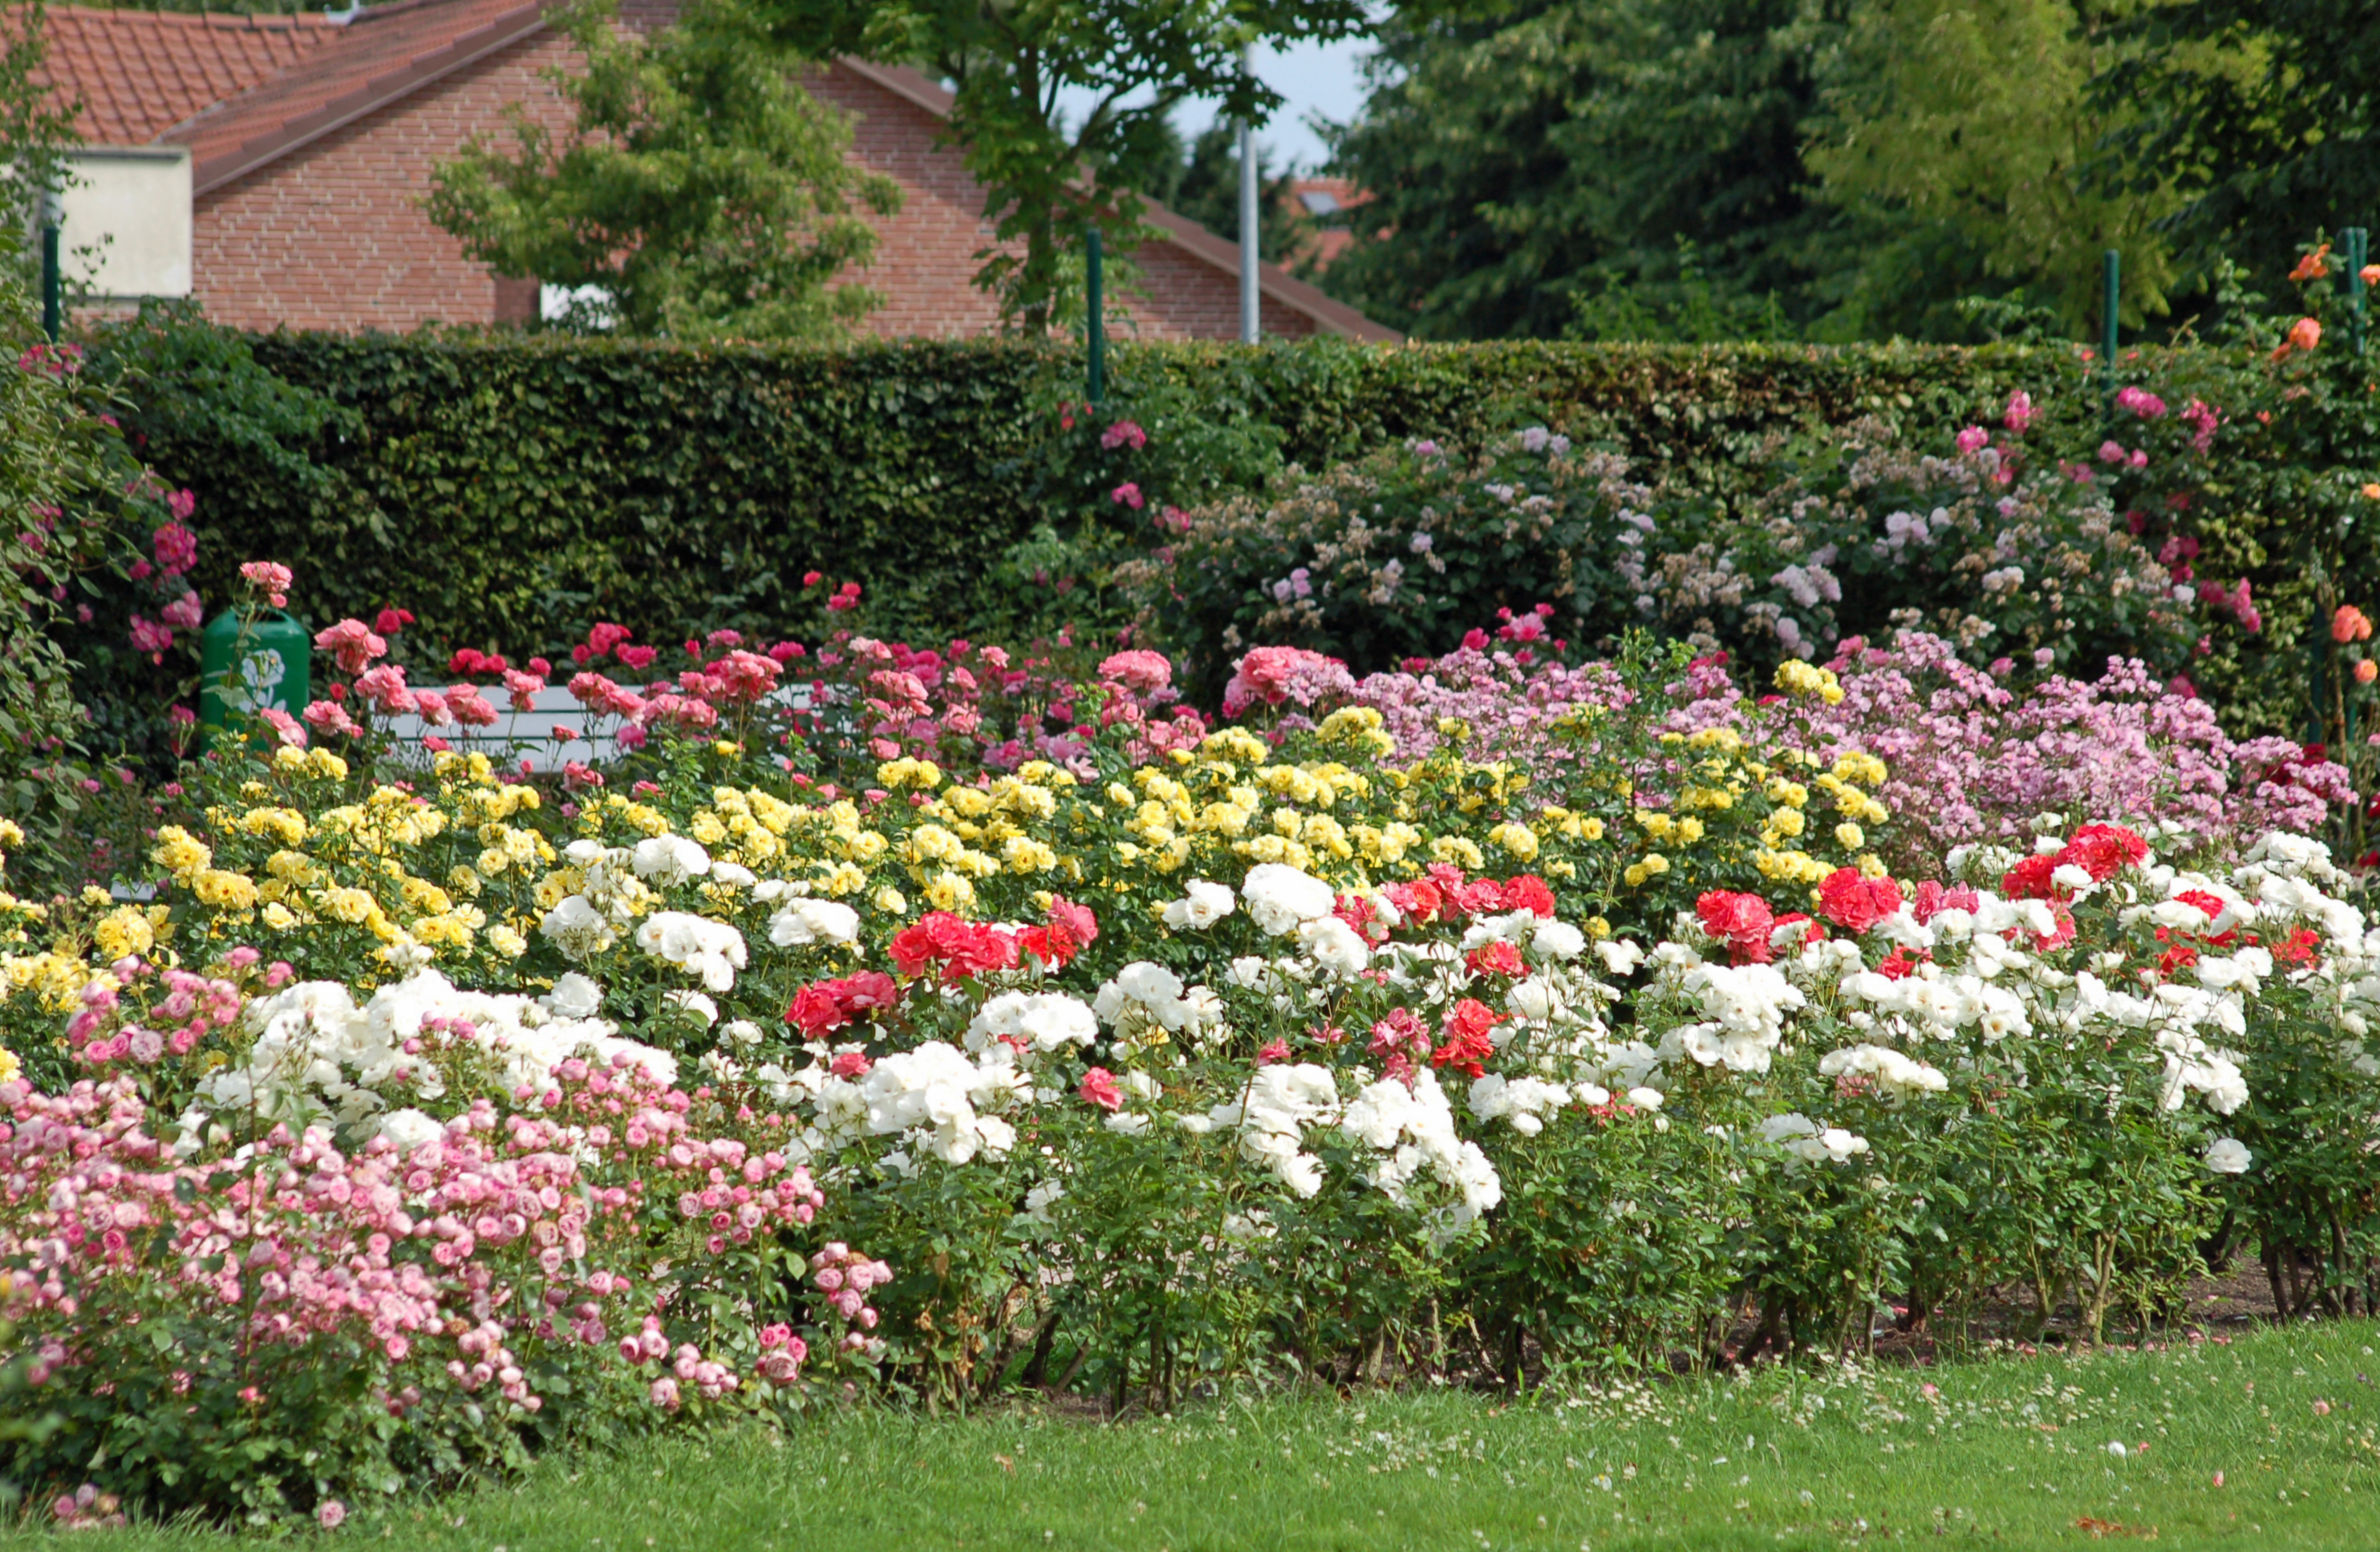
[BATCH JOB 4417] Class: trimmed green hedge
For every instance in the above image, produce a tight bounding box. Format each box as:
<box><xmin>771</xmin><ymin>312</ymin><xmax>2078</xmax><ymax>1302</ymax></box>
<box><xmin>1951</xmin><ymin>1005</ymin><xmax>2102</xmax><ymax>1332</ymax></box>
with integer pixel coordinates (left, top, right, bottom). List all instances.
<box><xmin>130</xmin><ymin>331</ymin><xmax>2085</xmax><ymax>658</ymax></box>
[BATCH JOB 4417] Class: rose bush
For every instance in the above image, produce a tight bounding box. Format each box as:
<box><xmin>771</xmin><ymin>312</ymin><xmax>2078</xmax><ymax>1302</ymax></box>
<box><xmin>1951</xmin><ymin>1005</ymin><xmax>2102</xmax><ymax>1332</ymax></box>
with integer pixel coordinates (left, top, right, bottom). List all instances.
<box><xmin>9</xmin><ymin>570</ymin><xmax>2380</xmax><ymax>1525</ymax></box>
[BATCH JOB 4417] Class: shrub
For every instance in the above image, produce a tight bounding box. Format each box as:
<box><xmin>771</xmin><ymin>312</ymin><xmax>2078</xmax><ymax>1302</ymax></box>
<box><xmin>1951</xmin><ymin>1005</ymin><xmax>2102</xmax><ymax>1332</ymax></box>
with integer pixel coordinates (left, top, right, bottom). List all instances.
<box><xmin>1</xmin><ymin>952</ymin><xmax>875</xmax><ymax>1524</ymax></box>
<box><xmin>1117</xmin><ymin>428</ymin><xmax>1649</xmax><ymax>697</ymax></box>
<box><xmin>1136</xmin><ymin>403</ymin><xmax>2217</xmax><ymax>707</ymax></box>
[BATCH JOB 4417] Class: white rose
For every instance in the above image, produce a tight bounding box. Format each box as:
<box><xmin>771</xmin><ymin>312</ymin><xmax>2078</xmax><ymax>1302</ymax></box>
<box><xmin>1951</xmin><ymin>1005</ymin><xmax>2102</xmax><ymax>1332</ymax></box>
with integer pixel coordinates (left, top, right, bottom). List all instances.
<box><xmin>2203</xmin><ymin>1137</ymin><xmax>2252</xmax><ymax>1174</ymax></box>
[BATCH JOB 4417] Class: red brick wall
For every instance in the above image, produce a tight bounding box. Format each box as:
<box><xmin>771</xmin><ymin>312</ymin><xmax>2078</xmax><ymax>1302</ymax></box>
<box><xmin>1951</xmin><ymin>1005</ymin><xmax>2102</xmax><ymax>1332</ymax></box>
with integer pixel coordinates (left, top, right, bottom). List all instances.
<box><xmin>187</xmin><ymin>37</ymin><xmax>1320</xmax><ymax>338</ymax></box>
<box><xmin>189</xmin><ymin>30</ymin><xmax>577</xmax><ymax>332</ymax></box>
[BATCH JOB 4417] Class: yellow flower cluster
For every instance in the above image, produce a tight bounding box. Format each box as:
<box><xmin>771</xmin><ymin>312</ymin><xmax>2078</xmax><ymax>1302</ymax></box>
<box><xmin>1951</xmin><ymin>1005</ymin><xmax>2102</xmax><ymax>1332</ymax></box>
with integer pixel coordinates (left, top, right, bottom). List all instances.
<box><xmin>1774</xmin><ymin>661</ymin><xmax>1847</xmax><ymax>704</ymax></box>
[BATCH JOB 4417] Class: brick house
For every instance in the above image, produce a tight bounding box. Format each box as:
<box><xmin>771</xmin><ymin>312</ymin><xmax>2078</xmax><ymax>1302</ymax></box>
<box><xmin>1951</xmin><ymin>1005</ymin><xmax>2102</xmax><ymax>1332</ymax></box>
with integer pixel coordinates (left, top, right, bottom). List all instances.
<box><xmin>32</xmin><ymin>0</ymin><xmax>1394</xmax><ymax>340</ymax></box>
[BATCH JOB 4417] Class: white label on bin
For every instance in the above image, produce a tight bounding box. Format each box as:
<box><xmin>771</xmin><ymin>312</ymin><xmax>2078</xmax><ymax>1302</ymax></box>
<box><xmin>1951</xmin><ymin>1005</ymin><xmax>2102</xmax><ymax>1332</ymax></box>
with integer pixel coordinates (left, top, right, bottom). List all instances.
<box><xmin>226</xmin><ymin>648</ymin><xmax>287</xmax><ymax>711</ymax></box>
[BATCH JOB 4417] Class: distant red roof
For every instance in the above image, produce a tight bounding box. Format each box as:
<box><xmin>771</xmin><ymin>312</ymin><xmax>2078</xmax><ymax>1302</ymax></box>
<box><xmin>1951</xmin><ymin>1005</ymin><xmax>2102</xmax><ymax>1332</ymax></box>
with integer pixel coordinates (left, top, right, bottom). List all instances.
<box><xmin>1287</xmin><ymin>176</ymin><xmax>1365</xmax><ymax>271</ymax></box>
<box><xmin>36</xmin><ymin>6</ymin><xmax>343</xmax><ymax>144</ymax></box>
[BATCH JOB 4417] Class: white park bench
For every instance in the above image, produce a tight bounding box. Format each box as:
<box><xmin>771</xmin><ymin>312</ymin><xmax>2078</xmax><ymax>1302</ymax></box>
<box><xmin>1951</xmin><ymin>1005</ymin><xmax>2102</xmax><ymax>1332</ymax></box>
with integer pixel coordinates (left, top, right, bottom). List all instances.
<box><xmin>379</xmin><ymin>683</ymin><xmax>810</xmax><ymax>772</ymax></box>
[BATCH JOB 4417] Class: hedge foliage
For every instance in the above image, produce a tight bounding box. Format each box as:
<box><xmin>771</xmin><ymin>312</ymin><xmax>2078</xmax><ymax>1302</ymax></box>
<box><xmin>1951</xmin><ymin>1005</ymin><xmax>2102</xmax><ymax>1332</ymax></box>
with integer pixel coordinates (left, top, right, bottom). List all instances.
<box><xmin>98</xmin><ymin>321</ymin><xmax>2380</xmax><ymax>754</ymax></box>
<box><xmin>122</xmin><ymin>328</ymin><xmax>2085</xmax><ymax>659</ymax></box>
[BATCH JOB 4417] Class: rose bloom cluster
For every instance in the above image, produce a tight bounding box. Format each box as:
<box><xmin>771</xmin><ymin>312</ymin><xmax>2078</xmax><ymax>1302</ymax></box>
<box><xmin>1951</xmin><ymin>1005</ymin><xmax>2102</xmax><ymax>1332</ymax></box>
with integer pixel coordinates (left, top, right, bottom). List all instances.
<box><xmin>0</xmin><ymin>981</ymin><xmax>883</xmax><ymax>1526</ymax></box>
<box><xmin>12</xmin><ymin>611</ymin><xmax>2380</xmax><ymax>1525</ymax></box>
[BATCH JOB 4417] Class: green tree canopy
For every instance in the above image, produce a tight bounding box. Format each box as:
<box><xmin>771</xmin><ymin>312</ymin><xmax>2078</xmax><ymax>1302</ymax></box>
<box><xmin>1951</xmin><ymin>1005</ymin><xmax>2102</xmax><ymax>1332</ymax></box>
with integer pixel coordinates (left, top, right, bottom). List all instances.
<box><xmin>1318</xmin><ymin>0</ymin><xmax>1855</xmax><ymax>342</ymax></box>
<box><xmin>2092</xmin><ymin>0</ymin><xmax>2380</xmax><ymax>291</ymax></box>
<box><xmin>1805</xmin><ymin>0</ymin><xmax>2183</xmax><ymax>339</ymax></box>
<box><xmin>425</xmin><ymin>0</ymin><xmax>900</xmax><ymax>340</ymax></box>
<box><xmin>1117</xmin><ymin>118</ymin><xmax>1312</xmax><ymax>265</ymax></box>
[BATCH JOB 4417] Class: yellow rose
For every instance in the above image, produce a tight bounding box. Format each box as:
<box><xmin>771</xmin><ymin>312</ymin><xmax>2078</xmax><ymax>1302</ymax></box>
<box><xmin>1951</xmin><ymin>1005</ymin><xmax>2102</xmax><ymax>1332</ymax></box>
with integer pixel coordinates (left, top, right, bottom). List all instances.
<box><xmin>1488</xmin><ymin>822</ymin><xmax>1539</xmax><ymax>861</ymax></box>
<box><xmin>192</xmin><ymin>869</ymin><xmax>260</xmax><ymax>910</ymax></box>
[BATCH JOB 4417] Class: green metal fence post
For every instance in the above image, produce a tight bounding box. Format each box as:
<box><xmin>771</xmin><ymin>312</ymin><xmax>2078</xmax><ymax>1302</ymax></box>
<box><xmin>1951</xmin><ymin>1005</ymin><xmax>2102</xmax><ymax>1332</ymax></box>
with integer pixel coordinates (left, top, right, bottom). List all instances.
<box><xmin>39</xmin><ymin>188</ymin><xmax>62</xmax><ymax>342</ymax></box>
<box><xmin>2102</xmin><ymin>249</ymin><xmax>2120</xmax><ymax>406</ymax></box>
<box><xmin>1085</xmin><ymin>226</ymin><xmax>1105</xmax><ymax>405</ymax></box>
<box><xmin>2347</xmin><ymin>227</ymin><xmax>2369</xmax><ymax>358</ymax></box>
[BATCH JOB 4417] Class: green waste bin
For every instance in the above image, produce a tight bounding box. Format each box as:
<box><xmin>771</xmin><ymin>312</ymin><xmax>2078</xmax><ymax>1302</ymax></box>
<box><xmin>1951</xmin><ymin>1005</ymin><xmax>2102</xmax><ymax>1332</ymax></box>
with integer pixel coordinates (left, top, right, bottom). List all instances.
<box><xmin>198</xmin><ymin>607</ymin><xmax>310</xmax><ymax>744</ymax></box>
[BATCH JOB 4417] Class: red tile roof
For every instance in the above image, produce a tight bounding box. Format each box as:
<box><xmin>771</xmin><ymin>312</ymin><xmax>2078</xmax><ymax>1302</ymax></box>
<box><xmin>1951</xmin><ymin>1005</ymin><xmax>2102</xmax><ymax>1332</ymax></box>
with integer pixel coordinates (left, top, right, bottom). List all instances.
<box><xmin>32</xmin><ymin>0</ymin><xmax>545</xmax><ymax>192</ymax></box>
<box><xmin>36</xmin><ymin>5</ymin><xmax>344</xmax><ymax>145</ymax></box>
<box><xmin>164</xmin><ymin>0</ymin><xmax>543</xmax><ymax>191</ymax></box>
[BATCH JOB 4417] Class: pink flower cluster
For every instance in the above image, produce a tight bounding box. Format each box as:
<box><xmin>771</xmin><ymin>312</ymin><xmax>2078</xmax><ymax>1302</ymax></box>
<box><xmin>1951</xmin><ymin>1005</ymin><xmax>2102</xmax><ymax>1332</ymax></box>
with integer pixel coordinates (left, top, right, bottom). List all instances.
<box><xmin>1222</xmin><ymin>646</ymin><xmax>1355</xmax><ymax>720</ymax></box>
<box><xmin>1800</xmin><ymin>632</ymin><xmax>2350</xmax><ymax>848</ymax></box>
<box><xmin>237</xmin><ymin>561</ymin><xmax>293</xmax><ymax>609</ymax></box>
<box><xmin>1343</xmin><ymin>638</ymin><xmax>1630</xmax><ymax>764</ymax></box>
<box><xmin>65</xmin><ymin>959</ymin><xmax>243</xmax><ymax>1068</ymax></box>
<box><xmin>810</xmin><ymin>1242</ymin><xmax>890</xmax><ymax>1355</ymax></box>
<box><xmin>2</xmin><ymin>1016</ymin><xmax>876</xmax><ymax>1511</ymax></box>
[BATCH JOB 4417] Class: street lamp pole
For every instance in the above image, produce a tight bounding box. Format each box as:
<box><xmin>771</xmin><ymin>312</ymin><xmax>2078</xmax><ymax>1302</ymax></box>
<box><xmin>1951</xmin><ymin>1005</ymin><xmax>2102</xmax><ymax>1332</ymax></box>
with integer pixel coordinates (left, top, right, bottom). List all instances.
<box><xmin>1238</xmin><ymin>43</ymin><xmax>1259</xmax><ymax>345</ymax></box>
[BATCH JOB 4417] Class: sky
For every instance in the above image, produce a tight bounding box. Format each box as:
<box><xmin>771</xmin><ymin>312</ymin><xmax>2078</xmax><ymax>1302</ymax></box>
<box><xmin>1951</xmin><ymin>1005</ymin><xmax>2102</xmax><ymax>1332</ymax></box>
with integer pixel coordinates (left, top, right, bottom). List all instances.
<box><xmin>1052</xmin><ymin>33</ymin><xmax>1379</xmax><ymax>177</ymax></box>
<box><xmin>1186</xmin><ymin>34</ymin><xmax>1379</xmax><ymax>173</ymax></box>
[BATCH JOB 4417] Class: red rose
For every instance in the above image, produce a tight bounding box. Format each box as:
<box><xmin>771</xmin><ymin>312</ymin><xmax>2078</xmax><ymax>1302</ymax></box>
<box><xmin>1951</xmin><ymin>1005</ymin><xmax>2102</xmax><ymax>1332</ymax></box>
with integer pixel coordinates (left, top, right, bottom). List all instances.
<box><xmin>1501</xmin><ymin>875</ymin><xmax>1557</xmax><ymax>918</ymax></box>
<box><xmin>1433</xmin><ymin>999</ymin><xmax>1500</xmax><ymax>1078</ymax></box>
<box><xmin>1817</xmin><ymin>869</ymin><xmax>1904</xmax><ymax>932</ymax></box>
<box><xmin>2055</xmin><ymin>823</ymin><xmax>2148</xmax><ymax>881</ymax></box>
<box><xmin>1465</xmin><ymin>941</ymin><xmax>1527</xmax><ymax>979</ymax></box>
<box><xmin>1020</xmin><ymin>896</ymin><xmax>1098</xmax><ymax>969</ymax></box>
<box><xmin>1695</xmin><ymin>890</ymin><xmax>1775</xmax><ymax>964</ymax></box>
<box><xmin>1875</xmin><ymin>946</ymin><xmax>1929</xmax><ymax>980</ymax></box>
<box><xmin>785</xmin><ymin>984</ymin><xmax>849</xmax><ymax>1039</ymax></box>
<box><xmin>1999</xmin><ymin>854</ymin><xmax>2062</xmax><ymax>902</ymax></box>
<box><xmin>1078</xmin><ymin>1067</ymin><xmax>1123</xmax><ymax>1111</ymax></box>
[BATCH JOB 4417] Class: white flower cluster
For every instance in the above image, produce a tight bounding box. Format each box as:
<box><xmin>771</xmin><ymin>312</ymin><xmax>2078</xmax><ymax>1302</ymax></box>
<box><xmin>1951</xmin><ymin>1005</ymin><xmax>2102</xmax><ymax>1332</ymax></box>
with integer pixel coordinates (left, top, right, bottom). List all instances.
<box><xmin>1660</xmin><ymin>962</ymin><xmax>1805</xmax><ymax>1073</ymax></box>
<box><xmin>768</xmin><ymin>897</ymin><xmax>862</xmax><ymax>948</ymax></box>
<box><xmin>633</xmin><ymin>910</ymin><xmax>748</xmax><ymax>992</ymax></box>
<box><xmin>812</xmin><ymin>1042</ymin><xmax>1027</xmax><ymax>1166</ymax></box>
<box><xmin>1760</xmin><ymin>1112</ymin><xmax>1871</xmax><ymax>1166</ymax></box>
<box><xmin>1241</xmin><ymin>863</ymin><xmax>1338</xmax><ymax>935</ymax></box>
<box><xmin>1467</xmin><ymin>1073</ymin><xmax>1603</xmax><ymax>1135</ymax></box>
<box><xmin>1342</xmin><ymin>1068</ymin><xmax>1503</xmax><ymax>1227</ymax></box>
<box><xmin>1816</xmin><ymin>1044</ymin><xmax>1949</xmax><ymax>1107</ymax></box>
<box><xmin>1202</xmin><ymin>1064</ymin><xmax>1501</xmax><ymax>1231</ymax></box>
<box><xmin>966</xmin><ymin>991</ymin><xmax>1100</xmax><ymax>1054</ymax></box>
<box><xmin>1160</xmin><ymin>880</ymin><xmax>1236</xmax><ymax>930</ymax></box>
<box><xmin>210</xmin><ymin>969</ymin><xmax>675</xmax><ymax>1137</ymax></box>
<box><xmin>1093</xmin><ymin>962</ymin><xmax>1225</xmax><ymax>1043</ymax></box>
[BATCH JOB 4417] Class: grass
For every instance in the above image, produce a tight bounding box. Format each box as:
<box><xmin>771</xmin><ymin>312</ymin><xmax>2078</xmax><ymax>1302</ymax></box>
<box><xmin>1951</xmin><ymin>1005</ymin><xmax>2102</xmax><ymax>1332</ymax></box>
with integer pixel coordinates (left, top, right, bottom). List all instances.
<box><xmin>18</xmin><ymin>1320</ymin><xmax>2380</xmax><ymax>1550</ymax></box>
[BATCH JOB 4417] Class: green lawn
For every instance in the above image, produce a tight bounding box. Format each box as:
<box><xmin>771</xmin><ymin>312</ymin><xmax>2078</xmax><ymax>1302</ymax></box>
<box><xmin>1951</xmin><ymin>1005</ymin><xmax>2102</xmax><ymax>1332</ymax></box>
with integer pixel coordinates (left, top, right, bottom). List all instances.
<box><xmin>22</xmin><ymin>1321</ymin><xmax>2380</xmax><ymax>1550</ymax></box>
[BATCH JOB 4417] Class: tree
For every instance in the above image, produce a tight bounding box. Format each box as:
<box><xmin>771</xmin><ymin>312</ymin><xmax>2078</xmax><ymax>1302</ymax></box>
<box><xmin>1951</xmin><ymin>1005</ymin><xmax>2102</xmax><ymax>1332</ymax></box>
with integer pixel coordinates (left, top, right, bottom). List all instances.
<box><xmin>425</xmin><ymin>0</ymin><xmax>901</xmax><ymax>341</ymax></box>
<box><xmin>1318</xmin><ymin>0</ymin><xmax>1855</xmax><ymax>342</ymax></box>
<box><xmin>764</xmin><ymin>0</ymin><xmax>1367</xmax><ymax>331</ymax></box>
<box><xmin>2090</xmin><ymin>0</ymin><xmax>2380</xmax><ymax>292</ymax></box>
<box><xmin>1805</xmin><ymin>0</ymin><xmax>2183</xmax><ymax>339</ymax></box>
